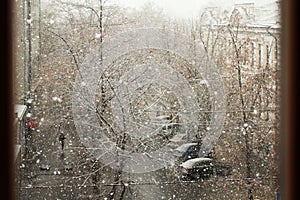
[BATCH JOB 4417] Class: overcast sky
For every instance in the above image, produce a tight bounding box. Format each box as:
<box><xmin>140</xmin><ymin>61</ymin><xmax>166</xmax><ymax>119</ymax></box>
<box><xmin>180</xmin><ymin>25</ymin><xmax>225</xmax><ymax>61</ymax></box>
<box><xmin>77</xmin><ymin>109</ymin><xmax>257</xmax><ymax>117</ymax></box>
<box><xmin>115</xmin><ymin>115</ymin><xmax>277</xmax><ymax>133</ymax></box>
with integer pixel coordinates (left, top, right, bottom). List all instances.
<box><xmin>108</xmin><ymin>0</ymin><xmax>276</xmax><ymax>19</ymax></box>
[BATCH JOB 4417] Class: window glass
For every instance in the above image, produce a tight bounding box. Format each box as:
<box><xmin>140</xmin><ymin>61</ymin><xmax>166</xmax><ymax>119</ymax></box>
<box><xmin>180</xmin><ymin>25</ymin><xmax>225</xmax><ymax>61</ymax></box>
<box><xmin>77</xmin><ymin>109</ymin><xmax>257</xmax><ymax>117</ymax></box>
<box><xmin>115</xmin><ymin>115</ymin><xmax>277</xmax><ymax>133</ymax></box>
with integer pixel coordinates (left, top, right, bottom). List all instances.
<box><xmin>14</xmin><ymin>0</ymin><xmax>281</xmax><ymax>199</ymax></box>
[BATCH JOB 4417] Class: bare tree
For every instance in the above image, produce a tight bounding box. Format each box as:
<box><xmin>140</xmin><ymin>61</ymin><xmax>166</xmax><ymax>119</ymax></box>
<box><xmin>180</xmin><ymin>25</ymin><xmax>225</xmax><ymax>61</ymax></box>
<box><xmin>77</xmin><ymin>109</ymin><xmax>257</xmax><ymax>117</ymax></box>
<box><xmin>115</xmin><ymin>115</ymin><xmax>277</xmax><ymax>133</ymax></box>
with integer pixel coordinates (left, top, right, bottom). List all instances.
<box><xmin>197</xmin><ymin>6</ymin><xmax>280</xmax><ymax>200</ymax></box>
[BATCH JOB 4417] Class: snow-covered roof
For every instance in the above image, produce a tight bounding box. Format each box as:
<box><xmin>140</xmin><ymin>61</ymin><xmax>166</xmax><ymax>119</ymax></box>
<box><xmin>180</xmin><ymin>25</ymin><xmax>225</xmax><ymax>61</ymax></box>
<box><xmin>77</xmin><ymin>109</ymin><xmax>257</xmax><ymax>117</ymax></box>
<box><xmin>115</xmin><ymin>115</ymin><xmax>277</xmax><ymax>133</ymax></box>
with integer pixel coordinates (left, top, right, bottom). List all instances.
<box><xmin>15</xmin><ymin>145</ymin><xmax>21</xmax><ymax>161</ymax></box>
<box><xmin>15</xmin><ymin>105</ymin><xmax>27</xmax><ymax>120</ymax></box>
<box><xmin>232</xmin><ymin>6</ymin><xmax>250</xmax><ymax>23</ymax></box>
<box><xmin>233</xmin><ymin>1</ymin><xmax>279</xmax><ymax>26</ymax></box>
<box><xmin>153</xmin><ymin>115</ymin><xmax>172</xmax><ymax>120</ymax></box>
<box><xmin>253</xmin><ymin>1</ymin><xmax>280</xmax><ymax>26</ymax></box>
<box><xmin>180</xmin><ymin>157</ymin><xmax>212</xmax><ymax>168</ymax></box>
<box><xmin>175</xmin><ymin>143</ymin><xmax>198</xmax><ymax>152</ymax></box>
<box><xmin>206</xmin><ymin>0</ymin><xmax>280</xmax><ymax>27</ymax></box>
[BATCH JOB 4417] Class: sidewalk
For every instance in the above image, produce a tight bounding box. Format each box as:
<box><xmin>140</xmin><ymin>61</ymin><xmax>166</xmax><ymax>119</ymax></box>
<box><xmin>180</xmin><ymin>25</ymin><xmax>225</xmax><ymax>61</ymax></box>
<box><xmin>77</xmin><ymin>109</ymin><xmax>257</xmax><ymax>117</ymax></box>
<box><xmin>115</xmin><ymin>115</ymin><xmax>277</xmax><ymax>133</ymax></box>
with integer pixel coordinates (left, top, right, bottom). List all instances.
<box><xmin>19</xmin><ymin>132</ymin><xmax>96</xmax><ymax>199</ymax></box>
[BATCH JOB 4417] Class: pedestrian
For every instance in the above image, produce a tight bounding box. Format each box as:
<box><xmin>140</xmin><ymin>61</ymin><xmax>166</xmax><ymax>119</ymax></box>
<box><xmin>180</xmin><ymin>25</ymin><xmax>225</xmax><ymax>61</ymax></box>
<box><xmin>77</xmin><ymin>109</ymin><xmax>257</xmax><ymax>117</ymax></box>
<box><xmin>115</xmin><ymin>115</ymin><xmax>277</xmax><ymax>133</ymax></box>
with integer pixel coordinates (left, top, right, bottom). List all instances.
<box><xmin>59</xmin><ymin>132</ymin><xmax>66</xmax><ymax>150</ymax></box>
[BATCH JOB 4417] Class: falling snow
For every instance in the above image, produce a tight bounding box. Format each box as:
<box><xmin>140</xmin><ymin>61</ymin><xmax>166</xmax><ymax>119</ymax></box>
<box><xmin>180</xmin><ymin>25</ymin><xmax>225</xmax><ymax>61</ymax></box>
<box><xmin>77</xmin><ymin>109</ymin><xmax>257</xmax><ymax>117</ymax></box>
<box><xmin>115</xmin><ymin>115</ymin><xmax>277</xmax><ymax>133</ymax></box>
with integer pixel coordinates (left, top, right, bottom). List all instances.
<box><xmin>15</xmin><ymin>0</ymin><xmax>280</xmax><ymax>199</ymax></box>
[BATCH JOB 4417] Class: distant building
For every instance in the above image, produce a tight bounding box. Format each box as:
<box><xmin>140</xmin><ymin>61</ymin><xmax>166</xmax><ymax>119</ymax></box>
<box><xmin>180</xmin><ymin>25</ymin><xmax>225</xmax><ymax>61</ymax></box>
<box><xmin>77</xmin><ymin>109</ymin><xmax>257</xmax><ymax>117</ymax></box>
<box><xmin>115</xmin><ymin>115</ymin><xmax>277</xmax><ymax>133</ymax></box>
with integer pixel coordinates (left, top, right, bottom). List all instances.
<box><xmin>199</xmin><ymin>1</ymin><xmax>280</xmax><ymax>72</ymax></box>
<box><xmin>198</xmin><ymin>1</ymin><xmax>280</xmax><ymax>183</ymax></box>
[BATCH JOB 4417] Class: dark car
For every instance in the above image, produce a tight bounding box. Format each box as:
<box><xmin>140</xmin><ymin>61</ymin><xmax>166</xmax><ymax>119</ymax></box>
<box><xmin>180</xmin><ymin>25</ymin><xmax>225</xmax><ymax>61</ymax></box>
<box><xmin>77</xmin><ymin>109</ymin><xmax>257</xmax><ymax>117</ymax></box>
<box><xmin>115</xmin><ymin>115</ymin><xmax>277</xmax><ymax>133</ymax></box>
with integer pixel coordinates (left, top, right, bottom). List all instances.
<box><xmin>179</xmin><ymin>157</ymin><xmax>232</xmax><ymax>180</ymax></box>
<box><xmin>179</xmin><ymin>157</ymin><xmax>214</xmax><ymax>180</ymax></box>
<box><xmin>174</xmin><ymin>143</ymin><xmax>201</xmax><ymax>161</ymax></box>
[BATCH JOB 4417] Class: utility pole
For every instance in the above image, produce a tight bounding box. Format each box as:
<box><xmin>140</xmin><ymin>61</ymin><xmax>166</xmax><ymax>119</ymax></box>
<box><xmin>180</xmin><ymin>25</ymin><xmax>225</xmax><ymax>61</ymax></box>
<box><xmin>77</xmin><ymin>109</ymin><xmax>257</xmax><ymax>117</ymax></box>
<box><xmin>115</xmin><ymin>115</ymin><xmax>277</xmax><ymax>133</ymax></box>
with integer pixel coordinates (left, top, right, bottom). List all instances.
<box><xmin>25</xmin><ymin>0</ymin><xmax>32</xmax><ymax>99</ymax></box>
<box><xmin>38</xmin><ymin>0</ymin><xmax>41</xmax><ymax>73</ymax></box>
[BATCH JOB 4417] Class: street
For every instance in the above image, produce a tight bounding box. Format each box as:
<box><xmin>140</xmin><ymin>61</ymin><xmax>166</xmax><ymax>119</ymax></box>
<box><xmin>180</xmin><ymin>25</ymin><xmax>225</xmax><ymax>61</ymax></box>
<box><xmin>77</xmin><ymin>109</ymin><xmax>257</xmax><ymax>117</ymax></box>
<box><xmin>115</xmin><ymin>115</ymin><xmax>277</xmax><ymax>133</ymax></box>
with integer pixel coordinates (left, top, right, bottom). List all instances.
<box><xmin>19</xmin><ymin>126</ymin><xmax>250</xmax><ymax>200</ymax></box>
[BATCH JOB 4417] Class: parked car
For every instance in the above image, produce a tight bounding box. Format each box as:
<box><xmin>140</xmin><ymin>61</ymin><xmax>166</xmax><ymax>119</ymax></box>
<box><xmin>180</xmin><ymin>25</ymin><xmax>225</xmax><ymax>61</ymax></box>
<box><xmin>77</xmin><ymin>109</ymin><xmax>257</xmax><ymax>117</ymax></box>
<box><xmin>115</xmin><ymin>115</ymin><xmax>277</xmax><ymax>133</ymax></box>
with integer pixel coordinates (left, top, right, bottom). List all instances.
<box><xmin>174</xmin><ymin>143</ymin><xmax>215</xmax><ymax>161</ymax></box>
<box><xmin>174</xmin><ymin>143</ymin><xmax>201</xmax><ymax>161</ymax></box>
<box><xmin>179</xmin><ymin>157</ymin><xmax>214</xmax><ymax>180</ymax></box>
<box><xmin>178</xmin><ymin>157</ymin><xmax>232</xmax><ymax>180</ymax></box>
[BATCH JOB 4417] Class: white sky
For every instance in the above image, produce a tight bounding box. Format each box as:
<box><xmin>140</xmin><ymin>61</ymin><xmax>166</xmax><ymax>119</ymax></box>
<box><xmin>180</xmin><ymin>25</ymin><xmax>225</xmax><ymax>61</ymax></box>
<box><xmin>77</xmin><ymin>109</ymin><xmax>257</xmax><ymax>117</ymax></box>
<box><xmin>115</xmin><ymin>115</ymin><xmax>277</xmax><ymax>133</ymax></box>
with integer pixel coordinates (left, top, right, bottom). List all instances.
<box><xmin>109</xmin><ymin>0</ymin><xmax>275</xmax><ymax>19</ymax></box>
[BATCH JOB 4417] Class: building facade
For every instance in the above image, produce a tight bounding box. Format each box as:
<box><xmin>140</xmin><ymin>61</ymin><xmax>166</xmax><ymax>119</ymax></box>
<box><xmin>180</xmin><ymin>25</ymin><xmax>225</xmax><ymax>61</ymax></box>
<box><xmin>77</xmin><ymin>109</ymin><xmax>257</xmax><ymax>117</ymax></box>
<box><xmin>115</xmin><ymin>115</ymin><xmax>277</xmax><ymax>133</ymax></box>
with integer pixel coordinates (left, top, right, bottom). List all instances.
<box><xmin>198</xmin><ymin>1</ymin><xmax>281</xmax><ymax>195</ymax></box>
